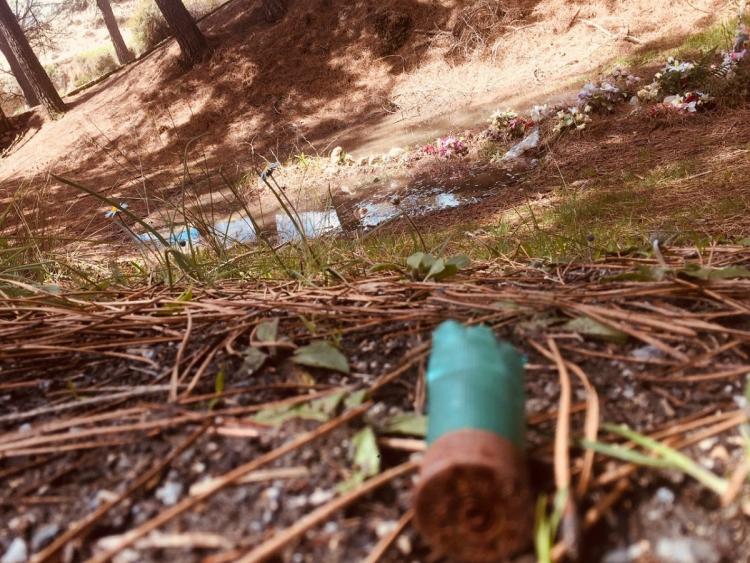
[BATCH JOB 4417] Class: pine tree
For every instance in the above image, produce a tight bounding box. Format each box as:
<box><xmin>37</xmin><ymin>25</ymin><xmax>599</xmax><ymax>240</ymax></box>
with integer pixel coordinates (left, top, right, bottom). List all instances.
<box><xmin>0</xmin><ymin>0</ymin><xmax>64</xmax><ymax>115</ymax></box>
<box><xmin>0</xmin><ymin>27</ymin><xmax>39</xmax><ymax>107</ymax></box>
<box><xmin>96</xmin><ymin>0</ymin><xmax>134</xmax><ymax>65</ymax></box>
<box><xmin>154</xmin><ymin>0</ymin><xmax>209</xmax><ymax>66</ymax></box>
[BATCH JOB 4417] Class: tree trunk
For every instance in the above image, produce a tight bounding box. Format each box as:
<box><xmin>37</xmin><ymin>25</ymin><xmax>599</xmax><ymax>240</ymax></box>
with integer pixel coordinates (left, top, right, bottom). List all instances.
<box><xmin>0</xmin><ymin>0</ymin><xmax>64</xmax><ymax>115</ymax></box>
<box><xmin>262</xmin><ymin>0</ymin><xmax>287</xmax><ymax>23</ymax></box>
<box><xmin>154</xmin><ymin>0</ymin><xmax>209</xmax><ymax>66</ymax></box>
<box><xmin>0</xmin><ymin>104</ymin><xmax>11</xmax><ymax>133</ymax></box>
<box><xmin>0</xmin><ymin>29</ymin><xmax>39</xmax><ymax>107</ymax></box>
<box><xmin>96</xmin><ymin>0</ymin><xmax>134</xmax><ymax>65</ymax></box>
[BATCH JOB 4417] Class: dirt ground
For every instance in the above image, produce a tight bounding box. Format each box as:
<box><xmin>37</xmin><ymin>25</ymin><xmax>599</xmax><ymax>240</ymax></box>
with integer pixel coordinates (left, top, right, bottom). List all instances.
<box><xmin>1</xmin><ymin>254</ymin><xmax>750</xmax><ymax>562</ymax></box>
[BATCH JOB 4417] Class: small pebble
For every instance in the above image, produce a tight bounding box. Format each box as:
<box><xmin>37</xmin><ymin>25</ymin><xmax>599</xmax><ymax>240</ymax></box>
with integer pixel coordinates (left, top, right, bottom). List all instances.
<box><xmin>602</xmin><ymin>540</ymin><xmax>650</xmax><ymax>563</ymax></box>
<box><xmin>309</xmin><ymin>488</ymin><xmax>334</xmax><ymax>506</ymax></box>
<box><xmin>655</xmin><ymin>536</ymin><xmax>720</xmax><ymax>563</ymax></box>
<box><xmin>31</xmin><ymin>522</ymin><xmax>61</xmax><ymax>552</ymax></box>
<box><xmin>155</xmin><ymin>481</ymin><xmax>183</xmax><ymax>506</ymax></box>
<box><xmin>632</xmin><ymin>345</ymin><xmax>663</xmax><ymax>361</ymax></box>
<box><xmin>655</xmin><ymin>487</ymin><xmax>675</xmax><ymax>506</ymax></box>
<box><xmin>112</xmin><ymin>549</ymin><xmax>141</xmax><ymax>563</ymax></box>
<box><xmin>375</xmin><ymin>520</ymin><xmax>397</xmax><ymax>538</ymax></box>
<box><xmin>1</xmin><ymin>538</ymin><xmax>28</xmax><ymax>563</ymax></box>
<box><xmin>698</xmin><ymin>437</ymin><xmax>719</xmax><ymax>451</ymax></box>
<box><xmin>396</xmin><ymin>534</ymin><xmax>412</xmax><ymax>555</ymax></box>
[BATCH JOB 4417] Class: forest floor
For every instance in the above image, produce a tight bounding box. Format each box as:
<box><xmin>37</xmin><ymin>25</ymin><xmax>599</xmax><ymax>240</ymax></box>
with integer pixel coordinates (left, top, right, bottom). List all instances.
<box><xmin>2</xmin><ymin>1</ymin><xmax>750</xmax><ymax>562</ymax></box>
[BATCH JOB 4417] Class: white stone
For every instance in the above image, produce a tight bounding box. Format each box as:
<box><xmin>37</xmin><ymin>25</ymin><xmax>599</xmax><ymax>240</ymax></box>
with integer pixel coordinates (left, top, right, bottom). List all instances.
<box><xmin>1</xmin><ymin>538</ymin><xmax>27</xmax><ymax>563</ymax></box>
<box><xmin>155</xmin><ymin>481</ymin><xmax>183</xmax><ymax>506</ymax></box>
<box><xmin>309</xmin><ymin>488</ymin><xmax>334</xmax><ymax>506</ymax></box>
<box><xmin>655</xmin><ymin>536</ymin><xmax>719</xmax><ymax>563</ymax></box>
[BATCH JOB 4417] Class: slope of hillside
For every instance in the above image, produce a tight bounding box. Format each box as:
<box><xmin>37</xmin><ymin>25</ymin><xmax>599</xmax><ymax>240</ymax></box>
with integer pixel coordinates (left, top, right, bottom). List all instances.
<box><xmin>0</xmin><ymin>0</ymin><xmax>729</xmax><ymax>189</ymax></box>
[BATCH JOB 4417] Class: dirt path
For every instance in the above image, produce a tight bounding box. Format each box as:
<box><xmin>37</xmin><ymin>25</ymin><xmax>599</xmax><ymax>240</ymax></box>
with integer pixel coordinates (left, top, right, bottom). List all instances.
<box><xmin>2</xmin><ymin>251</ymin><xmax>749</xmax><ymax>562</ymax></box>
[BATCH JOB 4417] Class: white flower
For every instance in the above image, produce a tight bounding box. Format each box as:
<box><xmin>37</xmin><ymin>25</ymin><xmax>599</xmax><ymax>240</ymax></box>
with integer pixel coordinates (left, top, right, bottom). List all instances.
<box><xmin>104</xmin><ymin>202</ymin><xmax>128</xmax><ymax>218</ymax></box>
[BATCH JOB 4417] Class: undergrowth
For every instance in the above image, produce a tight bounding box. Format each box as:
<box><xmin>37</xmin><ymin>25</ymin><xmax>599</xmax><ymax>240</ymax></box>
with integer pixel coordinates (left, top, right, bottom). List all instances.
<box><xmin>128</xmin><ymin>0</ymin><xmax>220</xmax><ymax>53</ymax></box>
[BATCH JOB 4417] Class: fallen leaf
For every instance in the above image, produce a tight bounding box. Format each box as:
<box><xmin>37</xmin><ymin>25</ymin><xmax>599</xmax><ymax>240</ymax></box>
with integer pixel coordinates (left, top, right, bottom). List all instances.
<box><xmin>383</xmin><ymin>412</ymin><xmax>427</xmax><ymax>437</ymax></box>
<box><xmin>256</xmin><ymin>318</ymin><xmax>279</xmax><ymax>343</ymax></box>
<box><xmin>352</xmin><ymin>426</ymin><xmax>381</xmax><ymax>476</ymax></box>
<box><xmin>344</xmin><ymin>389</ymin><xmax>368</xmax><ymax>408</ymax></box>
<box><xmin>562</xmin><ymin>316</ymin><xmax>628</xmax><ymax>344</ymax></box>
<box><xmin>680</xmin><ymin>264</ymin><xmax>750</xmax><ymax>281</ymax></box>
<box><xmin>609</xmin><ymin>266</ymin><xmax>671</xmax><ymax>282</ymax></box>
<box><xmin>242</xmin><ymin>347</ymin><xmax>267</xmax><ymax>375</ymax></box>
<box><xmin>208</xmin><ymin>369</ymin><xmax>224</xmax><ymax>411</ymax></box>
<box><xmin>252</xmin><ymin>390</ymin><xmax>347</xmax><ymax>426</ymax></box>
<box><xmin>338</xmin><ymin>426</ymin><xmax>381</xmax><ymax>492</ymax></box>
<box><xmin>293</xmin><ymin>341</ymin><xmax>350</xmax><ymax>374</ymax></box>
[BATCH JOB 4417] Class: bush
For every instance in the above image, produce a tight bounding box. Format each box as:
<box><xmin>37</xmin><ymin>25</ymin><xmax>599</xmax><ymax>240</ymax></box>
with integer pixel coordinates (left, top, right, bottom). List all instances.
<box><xmin>45</xmin><ymin>47</ymin><xmax>118</xmax><ymax>93</ymax></box>
<box><xmin>128</xmin><ymin>0</ymin><xmax>171</xmax><ymax>54</ymax></box>
<box><xmin>128</xmin><ymin>0</ymin><xmax>220</xmax><ymax>54</ymax></box>
<box><xmin>70</xmin><ymin>46</ymin><xmax>119</xmax><ymax>89</ymax></box>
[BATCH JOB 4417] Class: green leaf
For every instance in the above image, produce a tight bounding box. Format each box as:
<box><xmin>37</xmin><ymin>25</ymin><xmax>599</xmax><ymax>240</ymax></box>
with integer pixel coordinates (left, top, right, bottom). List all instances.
<box><xmin>446</xmin><ymin>254</ymin><xmax>470</xmax><ymax>269</ymax></box>
<box><xmin>298</xmin><ymin>315</ymin><xmax>318</xmax><ymax>335</ymax></box>
<box><xmin>353</xmin><ymin>426</ymin><xmax>381</xmax><ymax>476</ymax></box>
<box><xmin>406</xmin><ymin>252</ymin><xmax>430</xmax><ymax>272</ymax></box>
<box><xmin>609</xmin><ymin>265</ymin><xmax>671</xmax><ymax>282</ymax></box>
<box><xmin>293</xmin><ymin>341</ymin><xmax>350</xmax><ymax>374</ymax></box>
<box><xmin>214</xmin><ymin>369</ymin><xmax>225</xmax><ymax>394</ymax></box>
<box><xmin>176</xmin><ymin>288</ymin><xmax>193</xmax><ymax>302</ymax></box>
<box><xmin>242</xmin><ymin>347</ymin><xmax>268</xmax><ymax>375</ymax></box>
<box><xmin>66</xmin><ymin>379</ymin><xmax>79</xmax><ymax>400</ymax></box>
<box><xmin>256</xmin><ymin>318</ymin><xmax>279</xmax><ymax>343</ymax></box>
<box><xmin>491</xmin><ymin>299</ymin><xmax>522</xmax><ymax>311</ymax></box>
<box><xmin>680</xmin><ymin>264</ymin><xmax>750</xmax><ymax>280</ymax></box>
<box><xmin>208</xmin><ymin>369</ymin><xmax>225</xmax><ymax>411</ymax></box>
<box><xmin>252</xmin><ymin>390</ymin><xmax>347</xmax><ymax>426</ymax></box>
<box><xmin>738</xmin><ymin>237</ymin><xmax>750</xmax><ymax>247</ymax></box>
<box><xmin>156</xmin><ymin>288</ymin><xmax>194</xmax><ymax>315</ymax></box>
<box><xmin>408</xmin><ymin>252</ymin><xmax>469</xmax><ymax>281</ymax></box>
<box><xmin>369</xmin><ymin>262</ymin><xmax>403</xmax><ymax>274</ymax></box>
<box><xmin>425</xmin><ymin>257</ymin><xmax>446</xmax><ymax>281</ymax></box>
<box><xmin>562</xmin><ymin>316</ymin><xmax>628</xmax><ymax>344</ymax></box>
<box><xmin>338</xmin><ymin>426</ymin><xmax>381</xmax><ymax>492</ymax></box>
<box><xmin>515</xmin><ymin>314</ymin><xmax>561</xmax><ymax>333</ymax></box>
<box><xmin>344</xmin><ymin>389</ymin><xmax>368</xmax><ymax>409</ymax></box>
<box><xmin>382</xmin><ymin>412</ymin><xmax>427</xmax><ymax>437</ymax></box>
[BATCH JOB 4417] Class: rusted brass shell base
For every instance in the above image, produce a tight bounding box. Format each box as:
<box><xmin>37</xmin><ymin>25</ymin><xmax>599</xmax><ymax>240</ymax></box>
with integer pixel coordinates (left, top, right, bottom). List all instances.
<box><xmin>414</xmin><ymin>429</ymin><xmax>533</xmax><ymax>562</ymax></box>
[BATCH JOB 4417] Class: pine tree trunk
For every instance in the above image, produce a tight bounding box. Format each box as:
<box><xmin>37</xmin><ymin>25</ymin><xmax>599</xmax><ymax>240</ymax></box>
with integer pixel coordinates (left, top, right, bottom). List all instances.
<box><xmin>154</xmin><ymin>0</ymin><xmax>209</xmax><ymax>66</ymax></box>
<box><xmin>0</xmin><ymin>104</ymin><xmax>11</xmax><ymax>133</ymax></box>
<box><xmin>0</xmin><ymin>28</ymin><xmax>39</xmax><ymax>107</ymax></box>
<box><xmin>96</xmin><ymin>0</ymin><xmax>134</xmax><ymax>65</ymax></box>
<box><xmin>262</xmin><ymin>0</ymin><xmax>287</xmax><ymax>23</ymax></box>
<box><xmin>0</xmin><ymin>0</ymin><xmax>64</xmax><ymax>116</ymax></box>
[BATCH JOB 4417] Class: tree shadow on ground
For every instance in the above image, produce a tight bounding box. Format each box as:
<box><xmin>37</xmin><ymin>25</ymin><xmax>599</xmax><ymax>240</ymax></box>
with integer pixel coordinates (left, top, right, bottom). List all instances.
<box><xmin>3</xmin><ymin>0</ymin><xmax>548</xmax><ymax>244</ymax></box>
